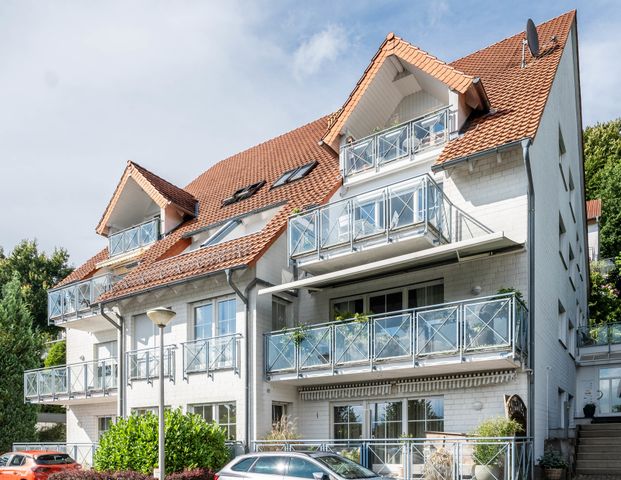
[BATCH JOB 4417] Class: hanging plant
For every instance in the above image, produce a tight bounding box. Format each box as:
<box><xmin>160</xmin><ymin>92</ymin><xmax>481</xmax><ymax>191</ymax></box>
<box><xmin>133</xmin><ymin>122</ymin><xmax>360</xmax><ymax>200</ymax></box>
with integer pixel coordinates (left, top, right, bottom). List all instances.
<box><xmin>497</xmin><ymin>287</ymin><xmax>525</xmax><ymax>303</ymax></box>
<box><xmin>287</xmin><ymin>324</ymin><xmax>308</xmax><ymax>346</ymax></box>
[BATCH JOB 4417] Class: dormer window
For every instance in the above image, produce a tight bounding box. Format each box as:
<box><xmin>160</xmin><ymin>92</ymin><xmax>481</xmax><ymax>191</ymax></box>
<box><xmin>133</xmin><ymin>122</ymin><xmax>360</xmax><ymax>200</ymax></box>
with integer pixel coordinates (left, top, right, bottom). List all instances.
<box><xmin>222</xmin><ymin>181</ymin><xmax>265</xmax><ymax>206</ymax></box>
<box><xmin>201</xmin><ymin>219</ymin><xmax>241</xmax><ymax>248</ymax></box>
<box><xmin>272</xmin><ymin>162</ymin><xmax>317</xmax><ymax>188</ymax></box>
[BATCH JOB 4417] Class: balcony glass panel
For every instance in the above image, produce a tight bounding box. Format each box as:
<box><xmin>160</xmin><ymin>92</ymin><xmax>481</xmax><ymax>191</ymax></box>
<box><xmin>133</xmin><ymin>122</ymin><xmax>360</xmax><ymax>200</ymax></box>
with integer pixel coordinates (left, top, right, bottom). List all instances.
<box><xmin>373</xmin><ymin>314</ymin><xmax>412</xmax><ymax>359</ymax></box>
<box><xmin>353</xmin><ymin>191</ymin><xmax>385</xmax><ymax>240</ymax></box>
<box><xmin>77</xmin><ymin>283</ymin><xmax>91</xmax><ymax>312</ymax></box>
<box><xmin>463</xmin><ymin>298</ymin><xmax>511</xmax><ymax>350</ymax></box>
<box><xmin>388</xmin><ymin>179</ymin><xmax>425</xmax><ymax>230</ymax></box>
<box><xmin>299</xmin><ymin>327</ymin><xmax>332</xmax><ymax>370</ymax></box>
<box><xmin>289</xmin><ymin>212</ymin><xmax>317</xmax><ymax>256</ymax></box>
<box><xmin>416</xmin><ymin>306</ymin><xmax>459</xmax><ymax>355</ymax></box>
<box><xmin>266</xmin><ymin>332</ymin><xmax>295</xmax><ymax>372</ymax></box>
<box><xmin>108</xmin><ymin>218</ymin><xmax>159</xmax><ymax>258</ymax></box>
<box><xmin>63</xmin><ymin>288</ymin><xmax>76</xmax><ymax>315</ymax></box>
<box><xmin>377</xmin><ymin>124</ymin><xmax>408</xmax><ymax>165</ymax></box>
<box><xmin>334</xmin><ymin>321</ymin><xmax>369</xmax><ymax>365</ymax></box>
<box><xmin>578</xmin><ymin>322</ymin><xmax>621</xmax><ymax>348</ymax></box>
<box><xmin>48</xmin><ymin>291</ymin><xmax>62</xmax><ymax>319</ymax></box>
<box><xmin>412</xmin><ymin>109</ymin><xmax>449</xmax><ymax>152</ymax></box>
<box><xmin>182</xmin><ymin>334</ymin><xmax>240</xmax><ymax>375</ymax></box>
<box><xmin>320</xmin><ymin>202</ymin><xmax>350</xmax><ymax>249</ymax></box>
<box><xmin>127</xmin><ymin>346</ymin><xmax>175</xmax><ymax>382</ymax></box>
<box><xmin>344</xmin><ymin>138</ymin><xmax>375</xmax><ymax>177</ymax></box>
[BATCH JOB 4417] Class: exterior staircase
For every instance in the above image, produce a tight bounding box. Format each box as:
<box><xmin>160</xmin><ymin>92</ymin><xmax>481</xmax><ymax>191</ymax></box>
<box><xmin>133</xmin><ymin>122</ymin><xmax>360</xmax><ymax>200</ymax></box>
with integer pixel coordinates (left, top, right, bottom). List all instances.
<box><xmin>576</xmin><ymin>423</ymin><xmax>621</xmax><ymax>479</ymax></box>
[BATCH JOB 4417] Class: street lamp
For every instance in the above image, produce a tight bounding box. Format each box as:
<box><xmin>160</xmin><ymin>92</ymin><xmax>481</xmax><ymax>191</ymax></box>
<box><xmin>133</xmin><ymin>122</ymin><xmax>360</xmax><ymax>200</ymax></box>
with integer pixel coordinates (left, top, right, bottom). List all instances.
<box><xmin>147</xmin><ymin>307</ymin><xmax>176</xmax><ymax>480</ymax></box>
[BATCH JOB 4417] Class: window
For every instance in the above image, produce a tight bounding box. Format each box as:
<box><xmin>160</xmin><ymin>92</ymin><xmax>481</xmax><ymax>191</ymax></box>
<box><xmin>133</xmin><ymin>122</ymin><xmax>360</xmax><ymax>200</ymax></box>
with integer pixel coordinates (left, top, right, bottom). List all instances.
<box><xmin>559</xmin><ymin>214</ymin><xmax>568</xmax><ymax>268</ymax></box>
<box><xmin>272</xmin><ymin>403</ymin><xmax>288</xmax><ymax>425</ymax></box>
<box><xmin>408</xmin><ymin>283</ymin><xmax>444</xmax><ymax>309</ymax></box>
<box><xmin>559</xmin><ymin>127</ymin><xmax>567</xmax><ymax>190</ymax></box>
<box><xmin>132</xmin><ymin>406</ymin><xmax>159</xmax><ymax>415</ymax></box>
<box><xmin>231</xmin><ymin>457</ymin><xmax>258</xmax><ymax>472</ymax></box>
<box><xmin>272</xmin><ymin>298</ymin><xmax>290</xmax><ymax>330</ymax></box>
<box><xmin>193</xmin><ymin>297</ymin><xmax>236</xmax><ymax>339</ymax></box>
<box><xmin>222</xmin><ymin>181</ymin><xmax>265</xmax><ymax>206</ymax></box>
<box><xmin>272</xmin><ymin>162</ymin><xmax>317</xmax><ymax>188</ymax></box>
<box><xmin>408</xmin><ymin>398</ymin><xmax>444</xmax><ymax>437</ymax></box>
<box><xmin>332</xmin><ymin>297</ymin><xmax>364</xmax><ymax>320</ymax></box>
<box><xmin>9</xmin><ymin>455</ymin><xmax>25</xmax><ymax>467</ymax></box>
<box><xmin>287</xmin><ymin>458</ymin><xmax>324</xmax><ymax>478</ymax></box>
<box><xmin>568</xmin><ymin>318</ymin><xmax>575</xmax><ymax>357</ymax></box>
<box><xmin>133</xmin><ymin>313</ymin><xmax>171</xmax><ymax>350</ymax></box>
<box><xmin>201</xmin><ymin>220</ymin><xmax>241</xmax><ymax>247</ymax></box>
<box><xmin>333</xmin><ymin>405</ymin><xmax>363</xmax><ymax>440</ymax></box>
<box><xmin>98</xmin><ymin>416</ymin><xmax>114</xmax><ymax>439</ymax></box>
<box><xmin>192</xmin><ymin>403</ymin><xmax>236</xmax><ymax>439</ymax></box>
<box><xmin>250</xmin><ymin>456</ymin><xmax>288</xmax><ymax>475</ymax></box>
<box><xmin>370</xmin><ymin>401</ymin><xmax>402</xmax><ymax>439</ymax></box>
<box><xmin>558</xmin><ymin>301</ymin><xmax>567</xmax><ymax>347</ymax></box>
<box><xmin>0</xmin><ymin>454</ymin><xmax>9</xmax><ymax>467</ymax></box>
<box><xmin>369</xmin><ymin>291</ymin><xmax>403</xmax><ymax>315</ymax></box>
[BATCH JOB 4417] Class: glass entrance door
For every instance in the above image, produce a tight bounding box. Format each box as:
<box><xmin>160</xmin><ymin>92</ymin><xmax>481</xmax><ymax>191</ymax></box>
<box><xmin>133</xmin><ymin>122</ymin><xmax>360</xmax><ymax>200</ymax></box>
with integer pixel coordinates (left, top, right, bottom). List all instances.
<box><xmin>599</xmin><ymin>367</ymin><xmax>621</xmax><ymax>415</ymax></box>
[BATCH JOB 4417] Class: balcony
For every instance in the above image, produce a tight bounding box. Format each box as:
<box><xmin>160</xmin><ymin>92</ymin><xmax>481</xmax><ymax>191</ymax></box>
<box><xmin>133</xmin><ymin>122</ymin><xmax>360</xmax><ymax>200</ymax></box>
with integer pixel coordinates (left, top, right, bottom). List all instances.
<box><xmin>127</xmin><ymin>345</ymin><xmax>177</xmax><ymax>383</ymax></box>
<box><xmin>288</xmin><ymin>174</ymin><xmax>492</xmax><ymax>274</ymax></box>
<box><xmin>265</xmin><ymin>293</ymin><xmax>527</xmax><ymax>382</ymax></box>
<box><xmin>47</xmin><ymin>273</ymin><xmax>119</xmax><ymax>328</ymax></box>
<box><xmin>252</xmin><ymin>437</ymin><xmax>532</xmax><ymax>480</ymax></box>
<box><xmin>108</xmin><ymin>217</ymin><xmax>159</xmax><ymax>258</ymax></box>
<box><xmin>577</xmin><ymin>322</ymin><xmax>621</xmax><ymax>363</ymax></box>
<box><xmin>341</xmin><ymin>108</ymin><xmax>454</xmax><ymax>182</ymax></box>
<box><xmin>24</xmin><ymin>359</ymin><xmax>118</xmax><ymax>404</ymax></box>
<box><xmin>181</xmin><ymin>334</ymin><xmax>242</xmax><ymax>380</ymax></box>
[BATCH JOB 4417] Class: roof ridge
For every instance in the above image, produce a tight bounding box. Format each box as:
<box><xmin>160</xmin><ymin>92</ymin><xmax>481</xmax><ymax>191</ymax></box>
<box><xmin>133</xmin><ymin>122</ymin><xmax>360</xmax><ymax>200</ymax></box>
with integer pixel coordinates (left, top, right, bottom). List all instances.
<box><xmin>129</xmin><ymin>160</ymin><xmax>197</xmax><ymax>202</ymax></box>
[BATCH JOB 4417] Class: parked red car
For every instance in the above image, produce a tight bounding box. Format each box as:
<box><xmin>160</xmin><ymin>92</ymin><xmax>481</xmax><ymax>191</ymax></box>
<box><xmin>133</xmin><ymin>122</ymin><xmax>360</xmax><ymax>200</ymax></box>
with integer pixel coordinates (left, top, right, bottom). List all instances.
<box><xmin>0</xmin><ymin>451</ymin><xmax>81</xmax><ymax>480</ymax></box>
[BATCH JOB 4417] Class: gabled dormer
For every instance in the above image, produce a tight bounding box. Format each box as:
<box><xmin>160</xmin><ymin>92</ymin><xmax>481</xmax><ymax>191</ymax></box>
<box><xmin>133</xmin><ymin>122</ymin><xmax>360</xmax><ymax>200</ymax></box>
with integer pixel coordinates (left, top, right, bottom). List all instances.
<box><xmin>323</xmin><ymin>33</ymin><xmax>489</xmax><ymax>183</ymax></box>
<box><xmin>96</xmin><ymin>161</ymin><xmax>197</xmax><ymax>262</ymax></box>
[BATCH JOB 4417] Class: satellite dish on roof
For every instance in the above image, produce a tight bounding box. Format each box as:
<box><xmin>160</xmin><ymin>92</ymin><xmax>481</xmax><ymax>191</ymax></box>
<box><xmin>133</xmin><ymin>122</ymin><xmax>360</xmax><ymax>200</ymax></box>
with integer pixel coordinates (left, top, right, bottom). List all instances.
<box><xmin>526</xmin><ymin>18</ymin><xmax>539</xmax><ymax>57</ymax></box>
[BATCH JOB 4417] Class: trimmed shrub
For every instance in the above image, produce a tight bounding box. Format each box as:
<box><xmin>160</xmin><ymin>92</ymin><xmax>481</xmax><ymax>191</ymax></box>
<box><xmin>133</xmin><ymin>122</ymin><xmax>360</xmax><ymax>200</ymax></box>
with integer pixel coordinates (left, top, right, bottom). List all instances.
<box><xmin>166</xmin><ymin>469</ymin><xmax>215</xmax><ymax>480</ymax></box>
<box><xmin>471</xmin><ymin>417</ymin><xmax>522</xmax><ymax>466</ymax></box>
<box><xmin>49</xmin><ymin>471</ymin><xmax>154</xmax><ymax>480</ymax></box>
<box><xmin>93</xmin><ymin>408</ymin><xmax>229</xmax><ymax>475</ymax></box>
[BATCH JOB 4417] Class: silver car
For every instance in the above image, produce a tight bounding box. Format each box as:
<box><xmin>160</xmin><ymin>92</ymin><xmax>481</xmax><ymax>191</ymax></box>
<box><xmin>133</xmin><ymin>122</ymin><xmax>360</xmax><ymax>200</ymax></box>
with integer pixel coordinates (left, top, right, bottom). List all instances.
<box><xmin>217</xmin><ymin>452</ymin><xmax>389</xmax><ymax>480</ymax></box>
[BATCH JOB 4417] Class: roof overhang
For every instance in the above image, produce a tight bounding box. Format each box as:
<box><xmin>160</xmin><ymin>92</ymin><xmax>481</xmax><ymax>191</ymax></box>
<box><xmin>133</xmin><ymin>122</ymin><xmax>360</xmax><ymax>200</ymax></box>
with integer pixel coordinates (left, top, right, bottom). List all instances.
<box><xmin>259</xmin><ymin>232</ymin><xmax>522</xmax><ymax>295</ymax></box>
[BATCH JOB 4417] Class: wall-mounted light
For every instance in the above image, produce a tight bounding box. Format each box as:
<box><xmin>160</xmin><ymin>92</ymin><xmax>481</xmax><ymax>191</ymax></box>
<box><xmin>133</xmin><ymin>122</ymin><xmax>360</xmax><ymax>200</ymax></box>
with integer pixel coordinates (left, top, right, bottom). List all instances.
<box><xmin>472</xmin><ymin>401</ymin><xmax>483</xmax><ymax>411</ymax></box>
<box><xmin>471</xmin><ymin>286</ymin><xmax>482</xmax><ymax>296</ymax></box>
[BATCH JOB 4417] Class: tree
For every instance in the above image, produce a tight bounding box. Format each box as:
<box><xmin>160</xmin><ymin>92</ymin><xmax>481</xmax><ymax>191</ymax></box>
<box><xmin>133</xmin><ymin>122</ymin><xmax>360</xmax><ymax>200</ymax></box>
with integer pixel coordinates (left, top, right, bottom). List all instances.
<box><xmin>0</xmin><ymin>274</ymin><xmax>42</xmax><ymax>451</ymax></box>
<box><xmin>589</xmin><ymin>257</ymin><xmax>621</xmax><ymax>325</ymax></box>
<box><xmin>583</xmin><ymin>119</ymin><xmax>621</xmax><ymax>257</ymax></box>
<box><xmin>44</xmin><ymin>339</ymin><xmax>66</xmax><ymax>367</ymax></box>
<box><xmin>93</xmin><ymin>409</ymin><xmax>229</xmax><ymax>474</ymax></box>
<box><xmin>0</xmin><ymin>240</ymin><xmax>72</xmax><ymax>332</ymax></box>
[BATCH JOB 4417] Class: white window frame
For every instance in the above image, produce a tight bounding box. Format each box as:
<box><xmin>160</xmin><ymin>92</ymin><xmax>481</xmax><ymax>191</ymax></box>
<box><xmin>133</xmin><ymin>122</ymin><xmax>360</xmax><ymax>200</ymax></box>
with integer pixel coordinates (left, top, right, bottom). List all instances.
<box><xmin>192</xmin><ymin>295</ymin><xmax>237</xmax><ymax>340</ymax></box>
<box><xmin>190</xmin><ymin>402</ymin><xmax>237</xmax><ymax>440</ymax></box>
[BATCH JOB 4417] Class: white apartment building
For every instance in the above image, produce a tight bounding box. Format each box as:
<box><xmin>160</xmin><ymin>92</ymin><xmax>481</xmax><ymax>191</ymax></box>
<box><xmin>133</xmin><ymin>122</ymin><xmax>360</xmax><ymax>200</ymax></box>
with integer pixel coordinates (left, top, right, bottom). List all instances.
<box><xmin>20</xmin><ymin>10</ymin><xmax>598</xmax><ymax>478</ymax></box>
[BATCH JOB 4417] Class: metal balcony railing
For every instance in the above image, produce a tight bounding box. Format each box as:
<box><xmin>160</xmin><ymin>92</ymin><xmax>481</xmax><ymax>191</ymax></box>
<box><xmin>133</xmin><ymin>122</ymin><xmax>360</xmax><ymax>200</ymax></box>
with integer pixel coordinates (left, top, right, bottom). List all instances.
<box><xmin>288</xmin><ymin>174</ymin><xmax>491</xmax><ymax>260</ymax></box>
<box><xmin>108</xmin><ymin>217</ymin><xmax>159</xmax><ymax>258</ymax></box>
<box><xmin>181</xmin><ymin>333</ymin><xmax>241</xmax><ymax>380</ymax></box>
<box><xmin>578</xmin><ymin>322</ymin><xmax>621</xmax><ymax>348</ymax></box>
<box><xmin>48</xmin><ymin>274</ymin><xmax>119</xmax><ymax>325</ymax></box>
<box><xmin>13</xmin><ymin>443</ymin><xmax>98</xmax><ymax>468</ymax></box>
<box><xmin>127</xmin><ymin>345</ymin><xmax>177</xmax><ymax>383</ymax></box>
<box><xmin>341</xmin><ymin>107</ymin><xmax>455</xmax><ymax>180</ymax></box>
<box><xmin>265</xmin><ymin>293</ymin><xmax>527</xmax><ymax>377</ymax></box>
<box><xmin>252</xmin><ymin>437</ymin><xmax>533</xmax><ymax>480</ymax></box>
<box><xmin>24</xmin><ymin>359</ymin><xmax>118</xmax><ymax>402</ymax></box>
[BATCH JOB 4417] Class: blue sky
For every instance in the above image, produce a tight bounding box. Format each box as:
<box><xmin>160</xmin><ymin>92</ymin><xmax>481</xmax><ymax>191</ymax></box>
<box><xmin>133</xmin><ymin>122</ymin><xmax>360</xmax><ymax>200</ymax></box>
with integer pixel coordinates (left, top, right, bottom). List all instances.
<box><xmin>0</xmin><ymin>0</ymin><xmax>619</xmax><ymax>266</ymax></box>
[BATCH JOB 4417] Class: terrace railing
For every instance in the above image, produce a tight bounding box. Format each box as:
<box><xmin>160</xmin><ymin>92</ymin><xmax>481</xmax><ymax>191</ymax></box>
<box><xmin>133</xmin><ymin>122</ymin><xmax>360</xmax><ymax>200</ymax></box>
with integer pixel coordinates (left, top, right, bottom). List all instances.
<box><xmin>24</xmin><ymin>359</ymin><xmax>118</xmax><ymax>402</ymax></box>
<box><xmin>108</xmin><ymin>217</ymin><xmax>159</xmax><ymax>258</ymax></box>
<box><xmin>265</xmin><ymin>293</ymin><xmax>527</xmax><ymax>377</ymax></box>
<box><xmin>181</xmin><ymin>333</ymin><xmax>241</xmax><ymax>380</ymax></box>
<box><xmin>252</xmin><ymin>437</ymin><xmax>533</xmax><ymax>480</ymax></box>
<box><xmin>13</xmin><ymin>443</ymin><xmax>97</xmax><ymax>468</ymax></box>
<box><xmin>341</xmin><ymin>107</ymin><xmax>455</xmax><ymax>180</ymax></box>
<box><xmin>577</xmin><ymin>322</ymin><xmax>621</xmax><ymax>348</ymax></box>
<box><xmin>127</xmin><ymin>345</ymin><xmax>177</xmax><ymax>383</ymax></box>
<box><xmin>288</xmin><ymin>174</ymin><xmax>491</xmax><ymax>260</ymax></box>
<box><xmin>48</xmin><ymin>274</ymin><xmax>119</xmax><ymax>325</ymax></box>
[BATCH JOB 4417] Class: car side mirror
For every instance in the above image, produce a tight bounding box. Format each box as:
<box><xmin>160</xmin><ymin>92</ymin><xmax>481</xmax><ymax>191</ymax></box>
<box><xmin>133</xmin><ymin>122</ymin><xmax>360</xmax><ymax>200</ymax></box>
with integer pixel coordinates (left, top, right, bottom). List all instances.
<box><xmin>313</xmin><ymin>473</ymin><xmax>329</xmax><ymax>480</ymax></box>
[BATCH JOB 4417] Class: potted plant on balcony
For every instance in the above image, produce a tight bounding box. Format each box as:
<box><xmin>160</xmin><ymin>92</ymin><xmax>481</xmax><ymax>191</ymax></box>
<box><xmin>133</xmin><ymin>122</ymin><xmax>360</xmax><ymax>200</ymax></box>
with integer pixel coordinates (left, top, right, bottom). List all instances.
<box><xmin>537</xmin><ymin>450</ymin><xmax>568</xmax><ymax>480</ymax></box>
<box><xmin>286</xmin><ymin>323</ymin><xmax>308</xmax><ymax>347</ymax></box>
<box><xmin>472</xmin><ymin>417</ymin><xmax>521</xmax><ymax>480</ymax></box>
<box><xmin>423</xmin><ymin>447</ymin><xmax>454</xmax><ymax>480</ymax></box>
<box><xmin>583</xmin><ymin>401</ymin><xmax>596</xmax><ymax>419</ymax></box>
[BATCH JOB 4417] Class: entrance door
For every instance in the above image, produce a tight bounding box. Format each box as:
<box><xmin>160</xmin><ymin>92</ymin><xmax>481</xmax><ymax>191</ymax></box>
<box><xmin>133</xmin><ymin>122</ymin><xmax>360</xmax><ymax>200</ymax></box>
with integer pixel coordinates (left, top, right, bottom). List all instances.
<box><xmin>599</xmin><ymin>367</ymin><xmax>621</xmax><ymax>415</ymax></box>
<box><xmin>369</xmin><ymin>401</ymin><xmax>403</xmax><ymax>475</ymax></box>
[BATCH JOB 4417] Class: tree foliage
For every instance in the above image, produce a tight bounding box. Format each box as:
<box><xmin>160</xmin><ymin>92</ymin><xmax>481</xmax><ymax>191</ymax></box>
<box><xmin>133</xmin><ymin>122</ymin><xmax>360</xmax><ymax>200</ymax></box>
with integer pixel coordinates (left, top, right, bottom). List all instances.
<box><xmin>583</xmin><ymin>119</ymin><xmax>621</xmax><ymax>257</ymax></box>
<box><xmin>44</xmin><ymin>339</ymin><xmax>67</xmax><ymax>367</ymax></box>
<box><xmin>93</xmin><ymin>409</ymin><xmax>229</xmax><ymax>475</ymax></box>
<box><xmin>589</xmin><ymin>258</ymin><xmax>621</xmax><ymax>325</ymax></box>
<box><xmin>0</xmin><ymin>240</ymin><xmax>73</xmax><ymax>332</ymax></box>
<box><xmin>0</xmin><ymin>274</ymin><xmax>42</xmax><ymax>451</ymax></box>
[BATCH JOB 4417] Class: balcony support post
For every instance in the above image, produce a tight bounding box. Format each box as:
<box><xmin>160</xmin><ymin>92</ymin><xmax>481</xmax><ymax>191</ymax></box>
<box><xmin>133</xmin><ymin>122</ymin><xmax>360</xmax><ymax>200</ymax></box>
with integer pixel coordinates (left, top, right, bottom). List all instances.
<box><xmin>100</xmin><ymin>305</ymin><xmax>126</xmax><ymax>419</ymax></box>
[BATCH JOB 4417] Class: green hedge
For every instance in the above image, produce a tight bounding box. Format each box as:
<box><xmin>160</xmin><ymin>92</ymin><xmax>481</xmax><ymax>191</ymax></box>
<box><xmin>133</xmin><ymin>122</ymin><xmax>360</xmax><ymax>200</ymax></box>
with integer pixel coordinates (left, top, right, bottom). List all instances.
<box><xmin>93</xmin><ymin>409</ymin><xmax>229</xmax><ymax>474</ymax></box>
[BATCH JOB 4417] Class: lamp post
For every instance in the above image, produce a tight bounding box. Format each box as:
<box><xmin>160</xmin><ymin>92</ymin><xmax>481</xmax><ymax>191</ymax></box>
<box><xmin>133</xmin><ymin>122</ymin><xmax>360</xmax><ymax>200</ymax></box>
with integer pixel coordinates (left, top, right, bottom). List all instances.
<box><xmin>146</xmin><ymin>307</ymin><xmax>176</xmax><ymax>480</ymax></box>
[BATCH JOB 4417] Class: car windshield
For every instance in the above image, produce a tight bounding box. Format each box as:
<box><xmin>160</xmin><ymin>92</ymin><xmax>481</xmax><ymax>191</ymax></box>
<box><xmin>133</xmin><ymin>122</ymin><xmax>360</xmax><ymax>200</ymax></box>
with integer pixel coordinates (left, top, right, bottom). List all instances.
<box><xmin>314</xmin><ymin>455</ymin><xmax>378</xmax><ymax>479</ymax></box>
<box><xmin>35</xmin><ymin>454</ymin><xmax>75</xmax><ymax>465</ymax></box>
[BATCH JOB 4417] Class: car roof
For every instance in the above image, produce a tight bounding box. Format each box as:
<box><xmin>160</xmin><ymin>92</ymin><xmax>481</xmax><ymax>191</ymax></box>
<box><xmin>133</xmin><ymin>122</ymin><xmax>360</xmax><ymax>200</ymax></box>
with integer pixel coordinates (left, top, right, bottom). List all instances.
<box><xmin>5</xmin><ymin>451</ymin><xmax>69</xmax><ymax>456</ymax></box>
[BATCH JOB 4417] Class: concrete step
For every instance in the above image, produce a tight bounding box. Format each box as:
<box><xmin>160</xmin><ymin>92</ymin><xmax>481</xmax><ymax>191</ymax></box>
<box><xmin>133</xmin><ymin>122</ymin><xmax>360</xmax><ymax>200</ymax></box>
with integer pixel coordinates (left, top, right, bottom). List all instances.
<box><xmin>576</xmin><ymin>460</ymin><xmax>621</xmax><ymax>470</ymax></box>
<box><xmin>579</xmin><ymin>437</ymin><xmax>621</xmax><ymax>446</ymax></box>
<box><xmin>578</xmin><ymin>452</ymin><xmax>621</xmax><ymax>461</ymax></box>
<box><xmin>580</xmin><ymin>428</ymin><xmax>621</xmax><ymax>437</ymax></box>
<box><xmin>581</xmin><ymin>423</ymin><xmax>621</xmax><ymax>431</ymax></box>
<box><xmin>577</xmin><ymin>468</ymin><xmax>621</xmax><ymax>476</ymax></box>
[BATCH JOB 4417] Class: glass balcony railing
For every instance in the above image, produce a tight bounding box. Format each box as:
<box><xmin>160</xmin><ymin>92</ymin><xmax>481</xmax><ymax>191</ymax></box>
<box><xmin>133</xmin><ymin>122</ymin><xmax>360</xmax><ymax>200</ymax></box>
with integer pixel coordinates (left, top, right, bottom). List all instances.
<box><xmin>24</xmin><ymin>358</ymin><xmax>118</xmax><ymax>402</ymax></box>
<box><xmin>578</xmin><ymin>322</ymin><xmax>621</xmax><ymax>348</ymax></box>
<box><xmin>288</xmin><ymin>174</ymin><xmax>491</xmax><ymax>260</ymax></box>
<box><xmin>127</xmin><ymin>345</ymin><xmax>176</xmax><ymax>383</ymax></box>
<box><xmin>181</xmin><ymin>334</ymin><xmax>241</xmax><ymax>379</ymax></box>
<box><xmin>108</xmin><ymin>217</ymin><xmax>159</xmax><ymax>258</ymax></box>
<box><xmin>341</xmin><ymin>108</ymin><xmax>454</xmax><ymax>180</ymax></box>
<box><xmin>265</xmin><ymin>293</ymin><xmax>527</xmax><ymax>377</ymax></box>
<box><xmin>47</xmin><ymin>274</ymin><xmax>119</xmax><ymax>325</ymax></box>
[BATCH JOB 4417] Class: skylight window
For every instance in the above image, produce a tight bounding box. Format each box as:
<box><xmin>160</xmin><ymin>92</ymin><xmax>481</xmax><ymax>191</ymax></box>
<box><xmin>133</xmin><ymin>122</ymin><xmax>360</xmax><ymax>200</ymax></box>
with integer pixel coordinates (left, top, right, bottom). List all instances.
<box><xmin>271</xmin><ymin>161</ymin><xmax>317</xmax><ymax>188</ymax></box>
<box><xmin>201</xmin><ymin>219</ymin><xmax>242</xmax><ymax>247</ymax></box>
<box><xmin>222</xmin><ymin>181</ymin><xmax>265</xmax><ymax>206</ymax></box>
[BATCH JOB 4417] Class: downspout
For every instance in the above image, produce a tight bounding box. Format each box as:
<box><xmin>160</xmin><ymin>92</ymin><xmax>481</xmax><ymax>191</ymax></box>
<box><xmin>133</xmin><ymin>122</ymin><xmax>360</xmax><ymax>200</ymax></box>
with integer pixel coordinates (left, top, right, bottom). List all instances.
<box><xmin>521</xmin><ymin>138</ymin><xmax>536</xmax><ymax>444</ymax></box>
<box><xmin>100</xmin><ymin>305</ymin><xmax>126</xmax><ymax>419</ymax></box>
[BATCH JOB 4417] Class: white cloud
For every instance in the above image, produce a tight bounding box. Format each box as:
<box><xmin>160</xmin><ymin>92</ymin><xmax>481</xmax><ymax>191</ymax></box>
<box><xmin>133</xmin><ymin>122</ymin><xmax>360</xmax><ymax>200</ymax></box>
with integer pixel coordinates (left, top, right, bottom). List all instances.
<box><xmin>293</xmin><ymin>24</ymin><xmax>348</xmax><ymax>79</ymax></box>
<box><xmin>427</xmin><ymin>1</ymin><xmax>449</xmax><ymax>27</ymax></box>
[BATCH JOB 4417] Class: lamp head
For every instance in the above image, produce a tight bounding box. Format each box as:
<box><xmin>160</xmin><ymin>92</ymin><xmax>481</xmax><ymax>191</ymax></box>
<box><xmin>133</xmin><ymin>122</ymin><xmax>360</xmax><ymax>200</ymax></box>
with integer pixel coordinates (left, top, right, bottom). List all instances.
<box><xmin>147</xmin><ymin>307</ymin><xmax>176</xmax><ymax>327</ymax></box>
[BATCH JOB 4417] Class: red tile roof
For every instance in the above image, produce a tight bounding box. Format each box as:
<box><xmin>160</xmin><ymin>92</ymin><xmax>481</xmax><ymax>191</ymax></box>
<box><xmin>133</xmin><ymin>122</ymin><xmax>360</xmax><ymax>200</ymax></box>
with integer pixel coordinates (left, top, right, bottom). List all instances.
<box><xmin>55</xmin><ymin>248</ymin><xmax>109</xmax><ymax>289</ymax></box>
<box><xmin>95</xmin><ymin>117</ymin><xmax>340</xmax><ymax>301</ymax></box>
<box><xmin>586</xmin><ymin>199</ymin><xmax>602</xmax><ymax>221</ymax></box>
<box><xmin>96</xmin><ymin>161</ymin><xmax>197</xmax><ymax>236</ymax></box>
<box><xmin>435</xmin><ymin>11</ymin><xmax>576</xmax><ymax>166</ymax></box>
